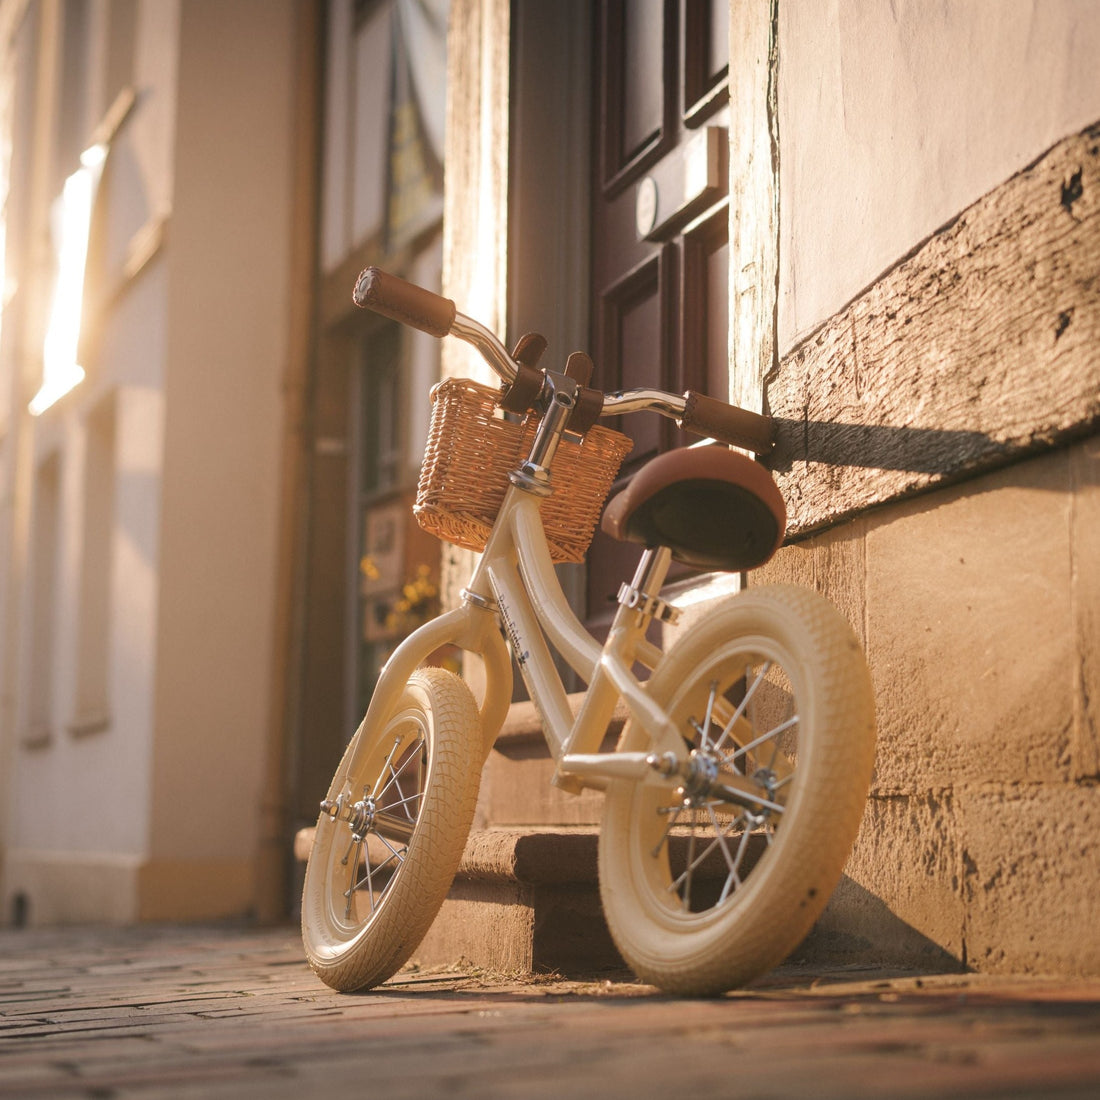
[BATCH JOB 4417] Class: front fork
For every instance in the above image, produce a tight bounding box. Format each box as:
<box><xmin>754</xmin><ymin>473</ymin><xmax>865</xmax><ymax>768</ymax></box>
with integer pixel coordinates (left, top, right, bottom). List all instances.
<box><xmin>346</xmin><ymin>599</ymin><xmax>513</xmax><ymax>781</ymax></box>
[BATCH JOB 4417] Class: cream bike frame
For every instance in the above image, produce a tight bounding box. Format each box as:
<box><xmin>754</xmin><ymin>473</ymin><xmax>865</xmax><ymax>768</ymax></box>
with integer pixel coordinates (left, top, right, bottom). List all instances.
<box><xmin>363</xmin><ymin>397</ymin><xmax>684</xmax><ymax>793</ymax></box>
<box><xmin>354</xmin><ymin>314</ymin><xmax>764</xmax><ymax>812</ymax></box>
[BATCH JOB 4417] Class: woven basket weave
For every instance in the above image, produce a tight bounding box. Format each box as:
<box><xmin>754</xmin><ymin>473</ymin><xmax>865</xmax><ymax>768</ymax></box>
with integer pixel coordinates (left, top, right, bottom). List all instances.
<box><xmin>414</xmin><ymin>377</ymin><xmax>633</xmax><ymax>563</ymax></box>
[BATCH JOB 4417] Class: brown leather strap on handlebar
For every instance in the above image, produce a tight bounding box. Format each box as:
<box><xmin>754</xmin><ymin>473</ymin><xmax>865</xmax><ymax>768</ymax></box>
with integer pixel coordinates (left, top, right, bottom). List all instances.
<box><xmin>512</xmin><ymin>332</ymin><xmax>547</xmax><ymax>367</ymax></box>
<box><xmin>568</xmin><ymin>388</ymin><xmax>604</xmax><ymax>434</ymax></box>
<box><xmin>501</xmin><ymin>363</ymin><xmax>545</xmax><ymax>413</ymax></box>
<box><xmin>353</xmin><ymin>266</ymin><xmax>456</xmax><ymax>338</ymax></box>
<box><xmin>681</xmin><ymin>391</ymin><xmax>775</xmax><ymax>454</ymax></box>
<box><xmin>500</xmin><ymin>333</ymin><xmax>547</xmax><ymax>412</ymax></box>
<box><xmin>564</xmin><ymin>351</ymin><xmax>594</xmax><ymax>387</ymax></box>
<box><xmin>562</xmin><ymin>353</ymin><xmax>603</xmax><ymax>433</ymax></box>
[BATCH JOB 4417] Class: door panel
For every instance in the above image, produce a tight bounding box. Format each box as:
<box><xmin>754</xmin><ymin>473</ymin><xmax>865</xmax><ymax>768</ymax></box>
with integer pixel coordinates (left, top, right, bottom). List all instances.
<box><xmin>597</xmin><ymin>247</ymin><xmax>674</xmax><ymax>465</ymax></box>
<box><xmin>600</xmin><ymin>0</ymin><xmax>676</xmax><ymax>193</ymax></box>
<box><xmin>587</xmin><ymin>0</ymin><xmax>730</xmax><ymax>622</ymax></box>
<box><xmin>682</xmin><ymin>204</ymin><xmax>730</xmax><ymax>399</ymax></box>
<box><xmin>684</xmin><ymin>0</ymin><xmax>730</xmax><ymax>122</ymax></box>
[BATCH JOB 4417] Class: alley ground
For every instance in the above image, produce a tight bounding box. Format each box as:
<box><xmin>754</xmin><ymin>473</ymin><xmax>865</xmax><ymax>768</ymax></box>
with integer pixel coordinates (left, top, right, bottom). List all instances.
<box><xmin>1</xmin><ymin>922</ymin><xmax>1098</xmax><ymax>1098</ymax></box>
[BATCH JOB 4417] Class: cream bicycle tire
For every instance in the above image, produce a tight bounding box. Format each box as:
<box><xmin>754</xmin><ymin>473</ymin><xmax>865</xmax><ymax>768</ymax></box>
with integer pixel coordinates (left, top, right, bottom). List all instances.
<box><xmin>598</xmin><ymin>585</ymin><xmax>875</xmax><ymax>995</ymax></box>
<box><xmin>302</xmin><ymin>667</ymin><xmax>482</xmax><ymax>992</ymax></box>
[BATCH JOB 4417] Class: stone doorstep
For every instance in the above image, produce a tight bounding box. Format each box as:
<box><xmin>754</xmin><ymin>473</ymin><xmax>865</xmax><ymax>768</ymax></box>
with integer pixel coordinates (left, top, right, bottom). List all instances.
<box><xmin>291</xmin><ymin>824</ymin><xmax>603</xmax><ymax>888</ymax></box>
<box><xmin>292</xmin><ymin>696</ymin><xmax>631</xmax><ymax>975</ymax></box>
<box><xmin>294</xmin><ymin>822</ymin><xmax>623</xmax><ymax>975</ymax></box>
<box><xmin>413</xmin><ymin>827</ymin><xmax>625</xmax><ymax>976</ymax></box>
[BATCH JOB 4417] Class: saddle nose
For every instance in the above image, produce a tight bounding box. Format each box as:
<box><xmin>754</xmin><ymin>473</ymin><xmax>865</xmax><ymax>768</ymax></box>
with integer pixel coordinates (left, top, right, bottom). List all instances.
<box><xmin>600</xmin><ymin>446</ymin><xmax>786</xmax><ymax>572</ymax></box>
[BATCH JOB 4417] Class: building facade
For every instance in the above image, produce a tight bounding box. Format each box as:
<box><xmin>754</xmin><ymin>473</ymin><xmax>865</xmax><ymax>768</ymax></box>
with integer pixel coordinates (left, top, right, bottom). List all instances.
<box><xmin>2</xmin><ymin>0</ymin><xmax>1097</xmax><ymax>979</ymax></box>
<box><xmin>436</xmin><ymin>0</ymin><xmax>1100</xmax><ymax>977</ymax></box>
<box><xmin>0</xmin><ymin>0</ymin><xmax>315</xmax><ymax>923</ymax></box>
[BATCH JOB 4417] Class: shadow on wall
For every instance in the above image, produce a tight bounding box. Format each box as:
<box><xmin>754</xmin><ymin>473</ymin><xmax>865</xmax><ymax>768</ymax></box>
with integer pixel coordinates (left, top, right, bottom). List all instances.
<box><xmin>793</xmin><ymin>874</ymin><xmax>965</xmax><ymax>974</ymax></box>
<box><xmin>769</xmin><ymin>418</ymin><xmax>1003</xmax><ymax>474</ymax></box>
<box><xmin>768</xmin><ymin>415</ymin><xmax>1100</xmax><ymax>480</ymax></box>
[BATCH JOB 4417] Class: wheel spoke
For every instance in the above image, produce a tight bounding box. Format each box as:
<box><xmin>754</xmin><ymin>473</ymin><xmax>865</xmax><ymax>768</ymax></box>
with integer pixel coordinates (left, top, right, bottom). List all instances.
<box><xmin>655</xmin><ymin>659</ymin><xmax>800</xmax><ymax>913</ymax></box>
<box><xmin>378</xmin><ymin>790</ymin><xmax>420</xmax><ymax>815</ymax></box>
<box><xmin>334</xmin><ymin>735</ymin><xmax>425</xmax><ymax>924</ymax></box>
<box><xmin>346</xmin><ymin>846</ymin><xmax>406</xmax><ymax>919</ymax></box>
<box><xmin>651</xmin><ymin>803</ymin><xmax>684</xmax><ymax>858</ymax></box>
<box><xmin>374</xmin><ymin>735</ymin><xmax>425</xmax><ymax>821</ymax></box>
<box><xmin>699</xmin><ymin>680</ymin><xmax>719</xmax><ymax>749</ymax></box>
<box><xmin>339</xmin><ymin>832</ymin><xmax>357</xmax><ymax>869</ymax></box>
<box><xmin>376</xmin><ymin>833</ymin><xmax>406</xmax><ymax>863</ymax></box>
<box><xmin>706</xmin><ymin>802</ymin><xmax>737</xmax><ymax>879</ymax></box>
<box><xmin>719</xmin><ymin>713</ymin><xmax>799</xmax><ymax>771</ymax></box>
<box><xmin>378</xmin><ymin>754</ymin><xmax>411</xmax><ymax>804</ymax></box>
<box><xmin>712</xmin><ymin>661</ymin><xmax>771</xmax><ymax>754</ymax></box>
<box><xmin>342</xmin><ymin>835</ymin><xmax>365</xmax><ymax>919</ymax></box>
<box><xmin>370</xmin><ymin>735</ymin><xmax>404</xmax><ymax>799</ymax></box>
<box><xmin>681</xmin><ymin>811</ymin><xmax>698</xmax><ymax>910</ymax></box>
<box><xmin>668</xmin><ymin>806</ymin><xmax>742</xmax><ymax>906</ymax></box>
<box><xmin>718</xmin><ymin>814</ymin><xmax>754</xmax><ymax>904</ymax></box>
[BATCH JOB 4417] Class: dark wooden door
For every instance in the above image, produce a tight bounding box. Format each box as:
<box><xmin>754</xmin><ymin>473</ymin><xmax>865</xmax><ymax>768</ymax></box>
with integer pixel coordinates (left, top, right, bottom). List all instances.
<box><xmin>587</xmin><ymin>0</ymin><xmax>731</xmax><ymax>623</ymax></box>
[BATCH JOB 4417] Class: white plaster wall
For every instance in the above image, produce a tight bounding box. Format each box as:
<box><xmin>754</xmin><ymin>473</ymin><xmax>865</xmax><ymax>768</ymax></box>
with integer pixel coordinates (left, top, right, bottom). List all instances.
<box><xmin>4</xmin><ymin>0</ymin><xmax>177</xmax><ymax>874</ymax></box>
<box><xmin>778</xmin><ymin>0</ymin><xmax>1100</xmax><ymax>352</ymax></box>
<box><xmin>7</xmin><ymin>384</ymin><xmax>163</xmax><ymax>860</ymax></box>
<box><xmin>149</xmin><ymin>0</ymin><xmax>295</xmax><ymax>877</ymax></box>
<box><xmin>130</xmin><ymin>0</ymin><xmax>180</xmax><ymax>226</ymax></box>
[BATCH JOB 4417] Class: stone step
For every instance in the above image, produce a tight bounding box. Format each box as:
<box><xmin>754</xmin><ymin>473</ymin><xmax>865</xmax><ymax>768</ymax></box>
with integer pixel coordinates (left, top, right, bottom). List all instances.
<box><xmin>414</xmin><ymin>827</ymin><xmax>623</xmax><ymax>976</ymax></box>
<box><xmin>294</xmin><ymin>824</ymin><xmax>623</xmax><ymax>976</ymax></box>
<box><xmin>475</xmin><ymin>694</ymin><xmax>627</xmax><ymax>829</ymax></box>
<box><xmin>293</xmin><ymin>696</ymin><xmax>631</xmax><ymax>976</ymax></box>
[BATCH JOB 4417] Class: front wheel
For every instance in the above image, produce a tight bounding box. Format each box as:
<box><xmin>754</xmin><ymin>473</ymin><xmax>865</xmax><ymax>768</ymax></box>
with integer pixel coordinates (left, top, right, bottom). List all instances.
<box><xmin>598</xmin><ymin>585</ymin><xmax>875</xmax><ymax>995</ymax></box>
<box><xmin>302</xmin><ymin>667</ymin><xmax>482</xmax><ymax>992</ymax></box>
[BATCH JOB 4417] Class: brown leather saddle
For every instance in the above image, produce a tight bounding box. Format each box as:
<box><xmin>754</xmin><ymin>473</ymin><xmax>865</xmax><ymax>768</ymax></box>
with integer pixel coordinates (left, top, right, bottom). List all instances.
<box><xmin>601</xmin><ymin>446</ymin><xmax>786</xmax><ymax>572</ymax></box>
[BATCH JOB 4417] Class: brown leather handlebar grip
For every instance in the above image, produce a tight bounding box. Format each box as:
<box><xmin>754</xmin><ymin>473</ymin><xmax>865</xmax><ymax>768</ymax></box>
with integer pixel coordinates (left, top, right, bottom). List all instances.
<box><xmin>353</xmin><ymin>266</ymin><xmax>457</xmax><ymax>338</ymax></box>
<box><xmin>681</xmin><ymin>391</ymin><xmax>775</xmax><ymax>455</ymax></box>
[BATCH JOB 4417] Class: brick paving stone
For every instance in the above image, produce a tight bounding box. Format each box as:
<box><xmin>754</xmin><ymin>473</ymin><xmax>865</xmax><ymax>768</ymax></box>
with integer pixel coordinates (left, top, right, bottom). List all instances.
<box><xmin>0</xmin><ymin>923</ymin><xmax>1098</xmax><ymax>1098</ymax></box>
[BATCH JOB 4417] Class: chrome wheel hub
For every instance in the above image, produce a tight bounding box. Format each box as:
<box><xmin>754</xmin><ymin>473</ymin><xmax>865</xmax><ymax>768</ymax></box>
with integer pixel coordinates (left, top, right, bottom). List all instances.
<box><xmin>348</xmin><ymin>797</ymin><xmax>378</xmax><ymax>841</ymax></box>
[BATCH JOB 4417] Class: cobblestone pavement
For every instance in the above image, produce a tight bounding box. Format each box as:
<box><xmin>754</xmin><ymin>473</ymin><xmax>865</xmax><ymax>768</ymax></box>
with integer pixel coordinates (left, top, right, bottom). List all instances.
<box><xmin>0</xmin><ymin>922</ymin><xmax>1098</xmax><ymax>1099</ymax></box>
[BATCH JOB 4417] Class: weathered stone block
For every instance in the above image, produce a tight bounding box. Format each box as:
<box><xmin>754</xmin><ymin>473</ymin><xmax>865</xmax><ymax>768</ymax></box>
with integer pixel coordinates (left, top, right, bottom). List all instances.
<box><xmin>837</xmin><ymin>792</ymin><xmax>968</xmax><ymax>967</ymax></box>
<box><xmin>1071</xmin><ymin>436</ymin><xmax>1100</xmax><ymax>780</ymax></box>
<box><xmin>753</xmin><ymin>538</ymin><xmax>816</xmax><ymax>590</ymax></box>
<box><xmin>865</xmin><ymin>450</ymin><xmax>1075</xmax><ymax>792</ymax></box>
<box><xmin>955</xmin><ymin>783</ymin><xmax>1100</xmax><ymax>975</ymax></box>
<box><xmin>813</xmin><ymin>519</ymin><xmax>868</xmax><ymax>649</ymax></box>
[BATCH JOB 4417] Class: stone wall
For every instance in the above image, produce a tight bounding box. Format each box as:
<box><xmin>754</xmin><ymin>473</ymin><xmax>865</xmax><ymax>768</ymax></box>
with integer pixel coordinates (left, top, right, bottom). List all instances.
<box><xmin>756</xmin><ymin>437</ymin><xmax>1100</xmax><ymax>975</ymax></box>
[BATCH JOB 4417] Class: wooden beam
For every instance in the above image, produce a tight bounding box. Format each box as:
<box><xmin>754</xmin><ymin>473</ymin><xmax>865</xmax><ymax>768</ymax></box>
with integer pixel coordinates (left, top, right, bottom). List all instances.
<box><xmin>767</xmin><ymin>121</ymin><xmax>1100</xmax><ymax>536</ymax></box>
<box><xmin>441</xmin><ymin>0</ymin><xmax>510</xmax><ymax>384</ymax></box>
<box><xmin>439</xmin><ymin>0</ymin><xmax>511</xmax><ymax>607</ymax></box>
<box><xmin>728</xmin><ymin>0</ymin><xmax>779</xmax><ymax>415</ymax></box>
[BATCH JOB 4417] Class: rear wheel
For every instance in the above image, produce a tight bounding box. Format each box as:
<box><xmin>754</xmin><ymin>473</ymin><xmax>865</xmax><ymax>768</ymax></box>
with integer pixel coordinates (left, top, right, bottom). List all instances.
<box><xmin>598</xmin><ymin>585</ymin><xmax>875</xmax><ymax>995</ymax></box>
<box><xmin>302</xmin><ymin>667</ymin><xmax>482</xmax><ymax>992</ymax></box>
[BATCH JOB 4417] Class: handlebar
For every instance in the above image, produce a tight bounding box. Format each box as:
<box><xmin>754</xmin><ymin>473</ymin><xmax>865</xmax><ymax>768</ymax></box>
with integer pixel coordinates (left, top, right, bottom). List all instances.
<box><xmin>353</xmin><ymin>266</ymin><xmax>457</xmax><ymax>340</ymax></box>
<box><xmin>353</xmin><ymin>266</ymin><xmax>774</xmax><ymax>455</ymax></box>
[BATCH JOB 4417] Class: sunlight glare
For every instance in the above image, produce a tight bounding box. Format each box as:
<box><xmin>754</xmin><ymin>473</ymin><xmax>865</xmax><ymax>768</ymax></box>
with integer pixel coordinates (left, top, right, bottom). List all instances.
<box><xmin>29</xmin><ymin>143</ymin><xmax>105</xmax><ymax>416</ymax></box>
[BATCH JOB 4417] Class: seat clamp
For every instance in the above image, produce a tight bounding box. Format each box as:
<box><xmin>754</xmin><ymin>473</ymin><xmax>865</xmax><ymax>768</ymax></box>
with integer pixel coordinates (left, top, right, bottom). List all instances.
<box><xmin>616</xmin><ymin>583</ymin><xmax>682</xmax><ymax>626</ymax></box>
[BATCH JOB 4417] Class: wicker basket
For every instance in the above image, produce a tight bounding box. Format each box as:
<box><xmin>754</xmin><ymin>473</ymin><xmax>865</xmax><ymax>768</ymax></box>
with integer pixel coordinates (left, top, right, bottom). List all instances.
<box><xmin>414</xmin><ymin>377</ymin><xmax>633</xmax><ymax>563</ymax></box>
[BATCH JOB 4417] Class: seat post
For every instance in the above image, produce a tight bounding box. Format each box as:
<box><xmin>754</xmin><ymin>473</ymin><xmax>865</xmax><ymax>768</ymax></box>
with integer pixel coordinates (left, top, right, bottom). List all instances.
<box><xmin>631</xmin><ymin>545</ymin><xmax>671</xmax><ymax>593</ymax></box>
<box><xmin>615</xmin><ymin>545</ymin><xmax>679</xmax><ymax>627</ymax></box>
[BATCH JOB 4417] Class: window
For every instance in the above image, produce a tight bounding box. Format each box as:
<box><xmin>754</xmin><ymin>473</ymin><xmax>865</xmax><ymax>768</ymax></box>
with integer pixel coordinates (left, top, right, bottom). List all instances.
<box><xmin>26</xmin><ymin>454</ymin><xmax>61</xmax><ymax>745</ymax></box>
<box><xmin>71</xmin><ymin>396</ymin><xmax>116</xmax><ymax>734</ymax></box>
